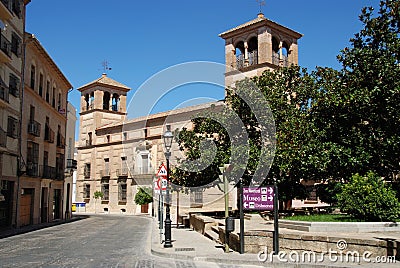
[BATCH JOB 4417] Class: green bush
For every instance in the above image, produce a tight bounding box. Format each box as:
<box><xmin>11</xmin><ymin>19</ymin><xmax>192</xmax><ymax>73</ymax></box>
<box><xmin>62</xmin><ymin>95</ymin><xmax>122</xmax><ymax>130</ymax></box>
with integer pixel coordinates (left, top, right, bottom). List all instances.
<box><xmin>337</xmin><ymin>172</ymin><xmax>400</xmax><ymax>222</ymax></box>
<box><xmin>134</xmin><ymin>187</ymin><xmax>153</xmax><ymax>205</ymax></box>
<box><xmin>93</xmin><ymin>190</ymin><xmax>104</xmax><ymax>199</ymax></box>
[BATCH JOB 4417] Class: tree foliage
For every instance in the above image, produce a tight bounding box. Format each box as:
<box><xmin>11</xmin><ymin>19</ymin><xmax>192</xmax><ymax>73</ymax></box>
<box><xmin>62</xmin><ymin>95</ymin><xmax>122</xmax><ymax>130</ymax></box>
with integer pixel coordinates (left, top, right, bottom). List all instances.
<box><xmin>312</xmin><ymin>0</ymin><xmax>400</xmax><ymax>180</ymax></box>
<box><xmin>173</xmin><ymin>0</ymin><xmax>400</xmax><ymax>206</ymax></box>
<box><xmin>134</xmin><ymin>187</ymin><xmax>153</xmax><ymax>205</ymax></box>
<box><xmin>337</xmin><ymin>172</ymin><xmax>400</xmax><ymax>221</ymax></box>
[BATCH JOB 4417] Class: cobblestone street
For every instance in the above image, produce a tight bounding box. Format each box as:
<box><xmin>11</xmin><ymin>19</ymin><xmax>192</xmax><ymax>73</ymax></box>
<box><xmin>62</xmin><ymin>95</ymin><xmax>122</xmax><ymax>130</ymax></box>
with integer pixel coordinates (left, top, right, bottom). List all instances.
<box><xmin>0</xmin><ymin>215</ymin><xmax>262</xmax><ymax>268</ymax></box>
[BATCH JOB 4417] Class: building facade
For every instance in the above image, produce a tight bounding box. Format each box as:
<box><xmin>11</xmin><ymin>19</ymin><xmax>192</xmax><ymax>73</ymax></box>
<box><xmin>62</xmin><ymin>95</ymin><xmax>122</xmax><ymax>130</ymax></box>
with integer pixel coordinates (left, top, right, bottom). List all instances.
<box><xmin>19</xmin><ymin>33</ymin><xmax>72</xmax><ymax>226</ymax></box>
<box><xmin>75</xmin><ymin>77</ymin><xmax>228</xmax><ymax>215</ymax></box>
<box><xmin>0</xmin><ymin>0</ymin><xmax>29</xmax><ymax>229</ymax></box>
<box><xmin>74</xmin><ymin>13</ymin><xmax>313</xmax><ymax>219</ymax></box>
<box><xmin>64</xmin><ymin>101</ymin><xmax>77</xmax><ymax>219</ymax></box>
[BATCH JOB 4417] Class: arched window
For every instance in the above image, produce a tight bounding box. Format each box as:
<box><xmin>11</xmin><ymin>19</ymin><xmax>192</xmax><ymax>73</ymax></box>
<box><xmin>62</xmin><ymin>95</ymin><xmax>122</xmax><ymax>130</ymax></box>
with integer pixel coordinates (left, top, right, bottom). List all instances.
<box><xmin>272</xmin><ymin>36</ymin><xmax>280</xmax><ymax>65</ymax></box>
<box><xmin>248</xmin><ymin>36</ymin><xmax>258</xmax><ymax>65</ymax></box>
<box><xmin>90</xmin><ymin>92</ymin><xmax>94</xmax><ymax>109</ymax></box>
<box><xmin>112</xmin><ymin>93</ymin><xmax>119</xmax><ymax>111</ymax></box>
<box><xmin>281</xmin><ymin>41</ymin><xmax>290</xmax><ymax>67</ymax></box>
<box><xmin>282</xmin><ymin>42</ymin><xmax>289</xmax><ymax>57</ymax></box>
<box><xmin>272</xmin><ymin>37</ymin><xmax>279</xmax><ymax>53</ymax></box>
<box><xmin>103</xmin><ymin>91</ymin><xmax>110</xmax><ymax>110</ymax></box>
<box><xmin>235</xmin><ymin>41</ymin><xmax>245</xmax><ymax>69</ymax></box>
<box><xmin>85</xmin><ymin>93</ymin><xmax>89</xmax><ymax>110</ymax></box>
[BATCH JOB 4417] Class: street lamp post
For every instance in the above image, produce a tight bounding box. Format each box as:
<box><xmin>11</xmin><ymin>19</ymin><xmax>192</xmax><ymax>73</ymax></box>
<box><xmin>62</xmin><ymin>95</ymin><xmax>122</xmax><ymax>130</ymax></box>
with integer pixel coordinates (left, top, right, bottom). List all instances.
<box><xmin>163</xmin><ymin>125</ymin><xmax>173</xmax><ymax>248</ymax></box>
<box><xmin>219</xmin><ymin>164</ymin><xmax>231</xmax><ymax>253</ymax></box>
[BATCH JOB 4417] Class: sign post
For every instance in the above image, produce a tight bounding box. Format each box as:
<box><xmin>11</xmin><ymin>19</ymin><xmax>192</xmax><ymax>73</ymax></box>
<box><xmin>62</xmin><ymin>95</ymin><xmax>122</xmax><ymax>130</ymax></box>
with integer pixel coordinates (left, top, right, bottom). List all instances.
<box><xmin>242</xmin><ymin>186</ymin><xmax>278</xmax><ymax>254</ymax></box>
<box><xmin>273</xmin><ymin>184</ymin><xmax>279</xmax><ymax>255</ymax></box>
<box><xmin>155</xmin><ymin>163</ymin><xmax>168</xmax><ymax>244</ymax></box>
<box><xmin>239</xmin><ymin>179</ymin><xmax>244</xmax><ymax>254</ymax></box>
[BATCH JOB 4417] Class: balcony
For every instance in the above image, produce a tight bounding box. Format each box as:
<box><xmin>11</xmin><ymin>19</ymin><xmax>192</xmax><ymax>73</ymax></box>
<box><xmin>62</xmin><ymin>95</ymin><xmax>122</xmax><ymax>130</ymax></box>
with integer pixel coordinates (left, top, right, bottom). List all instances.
<box><xmin>0</xmin><ymin>0</ymin><xmax>13</xmax><ymax>21</ymax></box>
<box><xmin>44</xmin><ymin>124</ymin><xmax>55</xmax><ymax>143</ymax></box>
<box><xmin>66</xmin><ymin>159</ymin><xmax>77</xmax><ymax>169</ymax></box>
<box><xmin>132</xmin><ymin>166</ymin><xmax>152</xmax><ymax>175</ymax></box>
<box><xmin>0</xmin><ymin>126</ymin><xmax>6</xmax><ymax>147</ymax></box>
<box><xmin>56</xmin><ymin>133</ymin><xmax>65</xmax><ymax>148</ymax></box>
<box><xmin>40</xmin><ymin>165</ymin><xmax>56</xmax><ymax>179</ymax></box>
<box><xmin>26</xmin><ymin>162</ymin><xmax>39</xmax><ymax>177</ymax></box>
<box><xmin>28</xmin><ymin>120</ymin><xmax>41</xmax><ymax>137</ymax></box>
<box><xmin>116</xmin><ymin>167</ymin><xmax>129</xmax><ymax>177</ymax></box>
<box><xmin>0</xmin><ymin>33</ymin><xmax>11</xmax><ymax>63</ymax></box>
<box><xmin>100</xmin><ymin>169</ymin><xmax>110</xmax><ymax>178</ymax></box>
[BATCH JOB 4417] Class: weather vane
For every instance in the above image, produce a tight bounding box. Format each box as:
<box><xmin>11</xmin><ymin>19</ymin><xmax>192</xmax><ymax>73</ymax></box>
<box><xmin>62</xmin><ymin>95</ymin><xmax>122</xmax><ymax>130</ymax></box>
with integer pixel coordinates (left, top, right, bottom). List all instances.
<box><xmin>256</xmin><ymin>0</ymin><xmax>266</xmax><ymax>14</ymax></box>
<box><xmin>101</xmin><ymin>60</ymin><xmax>112</xmax><ymax>73</ymax></box>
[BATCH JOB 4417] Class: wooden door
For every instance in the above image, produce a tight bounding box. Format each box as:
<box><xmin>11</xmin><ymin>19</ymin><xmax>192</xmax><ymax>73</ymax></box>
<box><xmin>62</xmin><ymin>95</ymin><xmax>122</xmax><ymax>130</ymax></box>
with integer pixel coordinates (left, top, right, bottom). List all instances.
<box><xmin>20</xmin><ymin>194</ymin><xmax>32</xmax><ymax>226</ymax></box>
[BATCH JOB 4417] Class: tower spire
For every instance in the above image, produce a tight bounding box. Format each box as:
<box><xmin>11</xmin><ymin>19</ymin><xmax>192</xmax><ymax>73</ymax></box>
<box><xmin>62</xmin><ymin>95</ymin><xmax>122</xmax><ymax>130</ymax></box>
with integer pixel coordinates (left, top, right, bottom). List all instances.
<box><xmin>256</xmin><ymin>0</ymin><xmax>266</xmax><ymax>15</ymax></box>
<box><xmin>101</xmin><ymin>60</ymin><xmax>112</xmax><ymax>74</ymax></box>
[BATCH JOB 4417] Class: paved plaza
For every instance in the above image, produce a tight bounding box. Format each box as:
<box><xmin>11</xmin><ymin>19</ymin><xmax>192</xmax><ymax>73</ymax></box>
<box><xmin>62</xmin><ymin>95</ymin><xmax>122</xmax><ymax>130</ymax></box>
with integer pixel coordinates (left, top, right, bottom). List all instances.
<box><xmin>0</xmin><ymin>214</ymin><xmax>398</xmax><ymax>267</ymax></box>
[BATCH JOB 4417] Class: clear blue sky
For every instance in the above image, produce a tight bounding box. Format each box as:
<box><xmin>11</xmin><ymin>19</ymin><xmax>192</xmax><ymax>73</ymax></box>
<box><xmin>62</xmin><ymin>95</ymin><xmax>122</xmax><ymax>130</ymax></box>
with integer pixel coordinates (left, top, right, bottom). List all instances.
<box><xmin>25</xmin><ymin>0</ymin><xmax>380</xmax><ymax>139</ymax></box>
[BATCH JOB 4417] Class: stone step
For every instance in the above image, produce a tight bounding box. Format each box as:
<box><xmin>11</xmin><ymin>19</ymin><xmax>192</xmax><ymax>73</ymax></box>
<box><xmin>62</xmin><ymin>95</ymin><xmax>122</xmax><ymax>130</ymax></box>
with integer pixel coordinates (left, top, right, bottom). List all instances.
<box><xmin>210</xmin><ymin>225</ymin><xmax>220</xmax><ymax>234</ymax></box>
<box><xmin>204</xmin><ymin>228</ymin><xmax>221</xmax><ymax>244</ymax></box>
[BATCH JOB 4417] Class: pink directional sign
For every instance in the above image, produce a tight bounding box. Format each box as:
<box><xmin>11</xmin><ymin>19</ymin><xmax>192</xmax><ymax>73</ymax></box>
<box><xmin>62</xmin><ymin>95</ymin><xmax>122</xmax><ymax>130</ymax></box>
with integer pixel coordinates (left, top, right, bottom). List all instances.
<box><xmin>243</xmin><ymin>186</ymin><xmax>274</xmax><ymax>211</ymax></box>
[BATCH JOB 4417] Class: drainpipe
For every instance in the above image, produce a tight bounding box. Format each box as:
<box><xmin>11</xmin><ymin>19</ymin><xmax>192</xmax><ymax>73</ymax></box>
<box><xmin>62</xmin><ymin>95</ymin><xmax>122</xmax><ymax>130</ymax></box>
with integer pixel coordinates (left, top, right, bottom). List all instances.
<box><xmin>15</xmin><ymin>4</ymin><xmax>29</xmax><ymax>229</ymax></box>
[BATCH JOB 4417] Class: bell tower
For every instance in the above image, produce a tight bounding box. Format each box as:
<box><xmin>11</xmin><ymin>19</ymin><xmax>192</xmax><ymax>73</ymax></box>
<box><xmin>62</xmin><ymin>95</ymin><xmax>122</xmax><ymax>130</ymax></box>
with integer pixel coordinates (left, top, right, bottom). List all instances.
<box><xmin>219</xmin><ymin>13</ymin><xmax>303</xmax><ymax>86</ymax></box>
<box><xmin>77</xmin><ymin>73</ymin><xmax>130</xmax><ymax>147</ymax></box>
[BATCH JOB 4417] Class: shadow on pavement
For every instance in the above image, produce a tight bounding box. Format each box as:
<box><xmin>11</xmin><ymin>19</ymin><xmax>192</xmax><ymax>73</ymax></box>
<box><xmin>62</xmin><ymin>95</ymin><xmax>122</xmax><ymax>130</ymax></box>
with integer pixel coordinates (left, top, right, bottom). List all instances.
<box><xmin>0</xmin><ymin>215</ymin><xmax>90</xmax><ymax>239</ymax></box>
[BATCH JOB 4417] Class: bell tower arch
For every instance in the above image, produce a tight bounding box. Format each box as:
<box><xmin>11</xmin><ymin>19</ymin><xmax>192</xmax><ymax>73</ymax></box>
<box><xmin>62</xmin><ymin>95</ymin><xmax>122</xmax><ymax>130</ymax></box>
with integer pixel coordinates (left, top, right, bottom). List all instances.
<box><xmin>219</xmin><ymin>13</ymin><xmax>303</xmax><ymax>86</ymax></box>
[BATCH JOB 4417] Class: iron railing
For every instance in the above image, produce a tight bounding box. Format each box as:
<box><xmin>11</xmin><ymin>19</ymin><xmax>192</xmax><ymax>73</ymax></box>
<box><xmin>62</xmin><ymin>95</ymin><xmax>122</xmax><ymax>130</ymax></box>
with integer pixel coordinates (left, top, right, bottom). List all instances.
<box><xmin>236</xmin><ymin>54</ymin><xmax>244</xmax><ymax>70</ymax></box>
<box><xmin>66</xmin><ymin>159</ymin><xmax>77</xmax><ymax>169</ymax></box>
<box><xmin>272</xmin><ymin>53</ymin><xmax>289</xmax><ymax>67</ymax></box>
<box><xmin>248</xmin><ymin>50</ymin><xmax>258</xmax><ymax>66</ymax></box>
<box><xmin>27</xmin><ymin>162</ymin><xmax>39</xmax><ymax>177</ymax></box>
<box><xmin>28</xmin><ymin>120</ymin><xmax>41</xmax><ymax>137</ymax></box>
<box><xmin>132</xmin><ymin>166</ymin><xmax>152</xmax><ymax>175</ymax></box>
<box><xmin>40</xmin><ymin>165</ymin><xmax>56</xmax><ymax>179</ymax></box>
